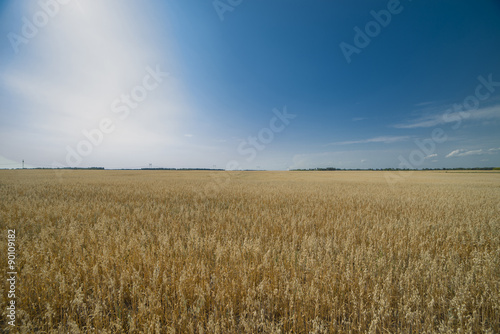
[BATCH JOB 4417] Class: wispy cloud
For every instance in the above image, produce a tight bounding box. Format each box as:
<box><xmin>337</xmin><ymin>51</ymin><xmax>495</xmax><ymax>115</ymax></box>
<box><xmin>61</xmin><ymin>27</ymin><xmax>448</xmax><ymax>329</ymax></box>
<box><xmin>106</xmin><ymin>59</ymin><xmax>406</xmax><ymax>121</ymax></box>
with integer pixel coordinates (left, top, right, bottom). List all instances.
<box><xmin>424</xmin><ymin>153</ymin><xmax>437</xmax><ymax>159</ymax></box>
<box><xmin>445</xmin><ymin>147</ymin><xmax>500</xmax><ymax>158</ymax></box>
<box><xmin>393</xmin><ymin>115</ymin><xmax>443</xmax><ymax>129</ymax></box>
<box><xmin>328</xmin><ymin>136</ymin><xmax>410</xmax><ymax>145</ymax></box>
<box><xmin>393</xmin><ymin>105</ymin><xmax>500</xmax><ymax>129</ymax></box>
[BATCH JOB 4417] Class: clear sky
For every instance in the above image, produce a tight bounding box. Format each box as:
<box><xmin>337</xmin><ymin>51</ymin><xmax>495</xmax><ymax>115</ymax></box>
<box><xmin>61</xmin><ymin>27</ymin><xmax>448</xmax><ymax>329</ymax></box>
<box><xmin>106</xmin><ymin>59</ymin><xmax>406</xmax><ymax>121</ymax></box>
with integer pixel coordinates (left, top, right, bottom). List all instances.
<box><xmin>1</xmin><ymin>0</ymin><xmax>499</xmax><ymax>170</ymax></box>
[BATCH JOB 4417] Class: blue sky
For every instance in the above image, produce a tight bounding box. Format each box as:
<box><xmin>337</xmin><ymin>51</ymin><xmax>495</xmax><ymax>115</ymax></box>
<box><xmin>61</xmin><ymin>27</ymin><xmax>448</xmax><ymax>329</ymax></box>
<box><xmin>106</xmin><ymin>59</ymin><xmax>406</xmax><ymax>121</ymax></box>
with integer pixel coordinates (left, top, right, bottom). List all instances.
<box><xmin>1</xmin><ymin>0</ymin><xmax>499</xmax><ymax>170</ymax></box>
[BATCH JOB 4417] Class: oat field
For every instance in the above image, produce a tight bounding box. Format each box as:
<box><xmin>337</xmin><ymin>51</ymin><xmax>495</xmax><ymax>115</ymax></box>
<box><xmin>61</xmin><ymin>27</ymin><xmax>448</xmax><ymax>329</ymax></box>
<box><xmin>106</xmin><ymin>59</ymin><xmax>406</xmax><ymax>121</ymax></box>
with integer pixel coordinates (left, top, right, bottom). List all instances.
<box><xmin>0</xmin><ymin>170</ymin><xmax>499</xmax><ymax>333</ymax></box>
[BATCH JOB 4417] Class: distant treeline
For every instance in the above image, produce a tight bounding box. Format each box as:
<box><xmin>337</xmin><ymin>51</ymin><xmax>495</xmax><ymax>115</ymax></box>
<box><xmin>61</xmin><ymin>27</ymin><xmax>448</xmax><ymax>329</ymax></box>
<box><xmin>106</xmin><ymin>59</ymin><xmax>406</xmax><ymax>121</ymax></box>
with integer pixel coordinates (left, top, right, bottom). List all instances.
<box><xmin>292</xmin><ymin>167</ymin><xmax>500</xmax><ymax>171</ymax></box>
<box><xmin>140</xmin><ymin>168</ymin><xmax>224</xmax><ymax>171</ymax></box>
<box><xmin>16</xmin><ymin>167</ymin><xmax>224</xmax><ymax>171</ymax></box>
<box><xmin>31</xmin><ymin>167</ymin><xmax>105</xmax><ymax>170</ymax></box>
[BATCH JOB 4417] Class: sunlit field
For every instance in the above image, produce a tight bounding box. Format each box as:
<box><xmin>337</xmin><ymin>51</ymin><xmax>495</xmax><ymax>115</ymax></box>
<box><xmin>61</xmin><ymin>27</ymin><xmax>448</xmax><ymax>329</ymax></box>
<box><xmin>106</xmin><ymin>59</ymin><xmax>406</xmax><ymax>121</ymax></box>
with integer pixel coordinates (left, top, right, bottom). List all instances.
<box><xmin>1</xmin><ymin>170</ymin><xmax>499</xmax><ymax>333</ymax></box>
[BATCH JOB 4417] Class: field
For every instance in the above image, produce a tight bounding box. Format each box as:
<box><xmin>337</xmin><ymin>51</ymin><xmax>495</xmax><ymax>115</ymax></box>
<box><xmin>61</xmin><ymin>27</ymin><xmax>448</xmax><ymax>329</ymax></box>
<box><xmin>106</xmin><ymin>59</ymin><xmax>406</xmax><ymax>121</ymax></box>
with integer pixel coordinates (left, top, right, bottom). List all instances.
<box><xmin>1</xmin><ymin>170</ymin><xmax>499</xmax><ymax>333</ymax></box>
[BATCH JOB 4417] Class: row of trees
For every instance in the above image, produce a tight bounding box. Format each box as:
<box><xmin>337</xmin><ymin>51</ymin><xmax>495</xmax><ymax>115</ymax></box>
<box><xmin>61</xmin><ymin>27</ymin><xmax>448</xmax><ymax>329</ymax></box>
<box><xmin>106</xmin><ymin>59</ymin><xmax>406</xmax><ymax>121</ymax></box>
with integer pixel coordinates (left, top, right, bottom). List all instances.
<box><xmin>292</xmin><ymin>167</ymin><xmax>500</xmax><ymax>171</ymax></box>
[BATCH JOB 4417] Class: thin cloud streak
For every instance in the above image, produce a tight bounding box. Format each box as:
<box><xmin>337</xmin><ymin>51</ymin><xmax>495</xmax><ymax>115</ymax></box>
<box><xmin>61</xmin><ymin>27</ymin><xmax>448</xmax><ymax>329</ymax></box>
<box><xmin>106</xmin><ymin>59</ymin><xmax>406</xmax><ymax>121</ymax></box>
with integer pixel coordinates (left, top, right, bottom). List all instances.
<box><xmin>424</xmin><ymin>154</ymin><xmax>438</xmax><ymax>159</ymax></box>
<box><xmin>393</xmin><ymin>105</ymin><xmax>500</xmax><ymax>129</ymax></box>
<box><xmin>328</xmin><ymin>136</ymin><xmax>410</xmax><ymax>146</ymax></box>
<box><xmin>445</xmin><ymin>147</ymin><xmax>500</xmax><ymax>158</ymax></box>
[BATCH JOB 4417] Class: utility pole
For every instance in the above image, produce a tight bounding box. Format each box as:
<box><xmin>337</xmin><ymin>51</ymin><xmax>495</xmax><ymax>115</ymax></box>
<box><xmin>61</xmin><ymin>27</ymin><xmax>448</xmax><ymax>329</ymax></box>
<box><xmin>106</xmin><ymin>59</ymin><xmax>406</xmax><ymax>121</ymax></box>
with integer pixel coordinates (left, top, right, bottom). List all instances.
<box><xmin>22</xmin><ymin>160</ymin><xmax>24</xmax><ymax>169</ymax></box>
<box><xmin>149</xmin><ymin>163</ymin><xmax>152</xmax><ymax>169</ymax></box>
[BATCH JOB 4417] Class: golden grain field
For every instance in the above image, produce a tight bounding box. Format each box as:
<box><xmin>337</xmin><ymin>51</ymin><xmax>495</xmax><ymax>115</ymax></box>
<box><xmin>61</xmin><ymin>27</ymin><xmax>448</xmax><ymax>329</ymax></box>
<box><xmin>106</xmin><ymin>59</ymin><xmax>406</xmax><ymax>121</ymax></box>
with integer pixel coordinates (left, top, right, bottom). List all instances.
<box><xmin>0</xmin><ymin>170</ymin><xmax>499</xmax><ymax>333</ymax></box>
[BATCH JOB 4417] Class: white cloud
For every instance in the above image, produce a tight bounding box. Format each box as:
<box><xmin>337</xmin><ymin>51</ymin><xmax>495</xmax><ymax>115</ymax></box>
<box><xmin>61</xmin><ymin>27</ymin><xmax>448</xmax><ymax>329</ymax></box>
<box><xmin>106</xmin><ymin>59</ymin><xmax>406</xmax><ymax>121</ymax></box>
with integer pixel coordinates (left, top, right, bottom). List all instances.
<box><xmin>446</xmin><ymin>149</ymin><xmax>462</xmax><ymax>158</ymax></box>
<box><xmin>445</xmin><ymin>148</ymin><xmax>500</xmax><ymax>158</ymax></box>
<box><xmin>459</xmin><ymin>149</ymin><xmax>484</xmax><ymax>157</ymax></box>
<box><xmin>328</xmin><ymin>136</ymin><xmax>410</xmax><ymax>145</ymax></box>
<box><xmin>393</xmin><ymin>105</ymin><xmax>500</xmax><ymax>129</ymax></box>
<box><xmin>393</xmin><ymin>116</ymin><xmax>443</xmax><ymax>129</ymax></box>
<box><xmin>424</xmin><ymin>153</ymin><xmax>437</xmax><ymax>159</ymax></box>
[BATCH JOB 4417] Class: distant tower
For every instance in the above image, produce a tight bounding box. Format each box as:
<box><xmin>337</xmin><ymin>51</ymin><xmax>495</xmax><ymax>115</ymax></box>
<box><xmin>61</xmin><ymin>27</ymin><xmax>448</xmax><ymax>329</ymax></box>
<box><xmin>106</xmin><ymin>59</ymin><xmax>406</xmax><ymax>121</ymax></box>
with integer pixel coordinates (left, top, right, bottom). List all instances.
<box><xmin>149</xmin><ymin>163</ymin><xmax>152</xmax><ymax>169</ymax></box>
<box><xmin>22</xmin><ymin>160</ymin><xmax>24</xmax><ymax>169</ymax></box>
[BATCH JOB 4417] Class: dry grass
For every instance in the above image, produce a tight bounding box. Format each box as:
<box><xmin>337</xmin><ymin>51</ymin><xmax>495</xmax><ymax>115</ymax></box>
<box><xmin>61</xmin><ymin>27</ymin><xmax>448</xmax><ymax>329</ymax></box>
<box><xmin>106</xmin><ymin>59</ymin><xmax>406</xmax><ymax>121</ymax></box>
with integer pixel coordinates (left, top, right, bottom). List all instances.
<box><xmin>1</xmin><ymin>170</ymin><xmax>499</xmax><ymax>333</ymax></box>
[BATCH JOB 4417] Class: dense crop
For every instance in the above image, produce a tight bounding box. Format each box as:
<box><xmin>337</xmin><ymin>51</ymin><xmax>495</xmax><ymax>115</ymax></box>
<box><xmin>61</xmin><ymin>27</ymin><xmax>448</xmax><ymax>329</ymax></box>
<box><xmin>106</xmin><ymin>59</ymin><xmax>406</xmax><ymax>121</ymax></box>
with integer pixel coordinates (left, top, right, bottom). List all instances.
<box><xmin>1</xmin><ymin>170</ymin><xmax>499</xmax><ymax>333</ymax></box>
